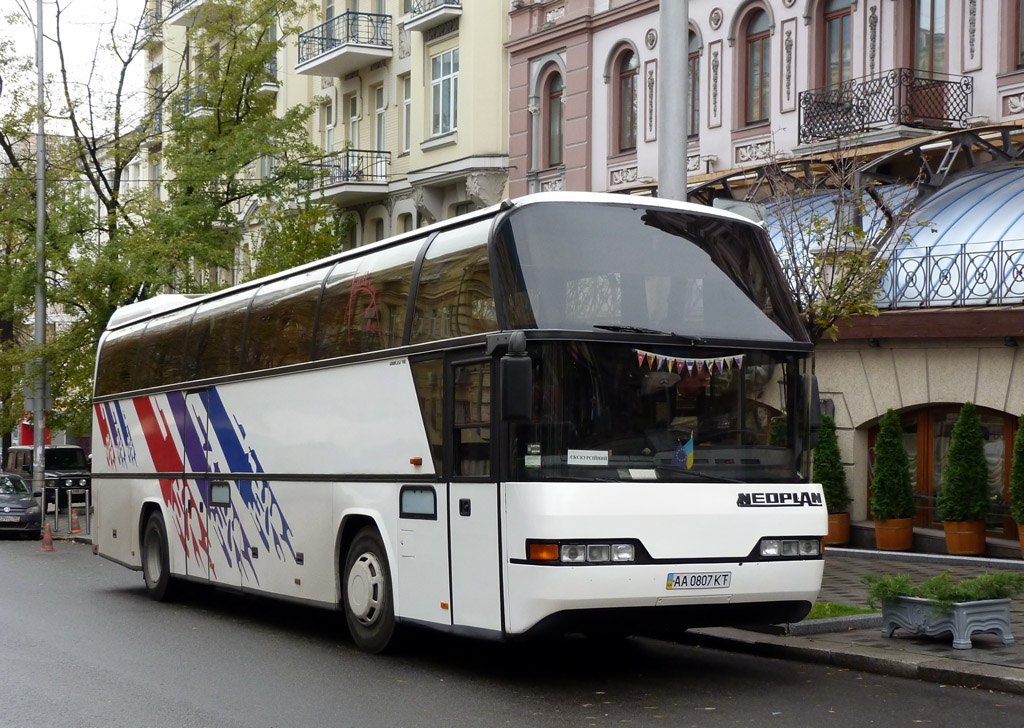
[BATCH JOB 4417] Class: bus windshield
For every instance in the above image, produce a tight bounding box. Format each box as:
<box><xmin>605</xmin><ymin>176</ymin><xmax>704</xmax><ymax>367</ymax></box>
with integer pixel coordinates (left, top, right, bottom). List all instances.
<box><xmin>509</xmin><ymin>341</ymin><xmax>808</xmax><ymax>484</ymax></box>
<box><xmin>496</xmin><ymin>201</ymin><xmax>806</xmax><ymax>343</ymax></box>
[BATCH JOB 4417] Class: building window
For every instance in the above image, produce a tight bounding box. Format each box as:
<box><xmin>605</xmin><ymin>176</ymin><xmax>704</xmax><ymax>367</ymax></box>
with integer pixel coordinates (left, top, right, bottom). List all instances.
<box><xmin>347</xmin><ymin>94</ymin><xmax>358</xmax><ymax>146</ymax></box>
<box><xmin>321</xmin><ymin>100</ymin><xmax>335</xmax><ymax>152</ymax></box>
<box><xmin>431</xmin><ymin>47</ymin><xmax>459</xmax><ymax>136</ymax></box>
<box><xmin>688</xmin><ymin>32</ymin><xmax>700</xmax><ymax>138</ymax></box>
<box><xmin>824</xmin><ymin>0</ymin><xmax>852</xmax><ymax>87</ymax></box>
<box><xmin>745</xmin><ymin>10</ymin><xmax>771</xmax><ymax>124</ymax></box>
<box><xmin>374</xmin><ymin>218</ymin><xmax>385</xmax><ymax>242</ymax></box>
<box><xmin>402</xmin><ymin>76</ymin><xmax>411</xmax><ymax>152</ymax></box>
<box><xmin>914</xmin><ymin>0</ymin><xmax>946</xmax><ymax>75</ymax></box>
<box><xmin>399</xmin><ymin>212</ymin><xmax>414</xmax><ymax>232</ymax></box>
<box><xmin>374</xmin><ymin>85</ymin><xmax>386</xmax><ymax>150</ymax></box>
<box><xmin>617</xmin><ymin>50</ymin><xmax>638</xmax><ymax>152</ymax></box>
<box><xmin>546</xmin><ymin>73</ymin><xmax>564</xmax><ymax>167</ymax></box>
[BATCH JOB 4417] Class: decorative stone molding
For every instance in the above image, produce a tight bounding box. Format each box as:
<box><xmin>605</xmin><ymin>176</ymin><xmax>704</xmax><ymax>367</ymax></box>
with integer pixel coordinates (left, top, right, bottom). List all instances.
<box><xmin>968</xmin><ymin>0</ymin><xmax>977</xmax><ymax>61</ymax></box>
<box><xmin>425</xmin><ymin>18</ymin><xmax>459</xmax><ymax>43</ymax></box>
<box><xmin>782</xmin><ymin>0</ymin><xmax>796</xmax><ymax>6</ymax></box>
<box><xmin>540</xmin><ymin>175</ymin><xmax>564</xmax><ymax>192</ymax></box>
<box><xmin>963</xmin><ymin>0</ymin><xmax>982</xmax><ymax>73</ymax></box>
<box><xmin>398</xmin><ymin>26</ymin><xmax>410</xmax><ymax>60</ymax></box>
<box><xmin>610</xmin><ymin>166</ymin><xmax>639</xmax><ymax>187</ymax></box>
<box><xmin>1007</xmin><ymin>94</ymin><xmax>1024</xmax><ymax>114</ymax></box>
<box><xmin>645</xmin><ymin>29</ymin><xmax>657</xmax><ymax>50</ymax></box>
<box><xmin>413</xmin><ymin>186</ymin><xmax>444</xmax><ymax>226</ymax></box>
<box><xmin>709</xmin><ymin>41</ymin><xmax>722</xmax><ymax>128</ymax></box>
<box><xmin>465</xmin><ymin>172</ymin><xmax>507</xmax><ymax>208</ymax></box>
<box><xmin>868</xmin><ymin>6</ymin><xmax>878</xmax><ymax>77</ymax></box>
<box><xmin>781</xmin><ymin>17</ymin><xmax>797</xmax><ymax>113</ymax></box>
<box><xmin>709</xmin><ymin>8</ymin><xmax>722</xmax><ymax>30</ymax></box>
<box><xmin>687</xmin><ymin>155</ymin><xmax>699</xmax><ymax>172</ymax></box>
<box><xmin>645</xmin><ymin>59</ymin><xmax>657</xmax><ymax>142</ymax></box>
<box><xmin>545</xmin><ymin>5</ymin><xmax>565</xmax><ymax>24</ymax></box>
<box><xmin>527</xmin><ymin>102</ymin><xmax>540</xmax><ymax>116</ymax></box>
<box><xmin>321</xmin><ymin>76</ymin><xmax>334</xmax><ymax>89</ymax></box>
<box><xmin>736</xmin><ymin>141</ymin><xmax>772</xmax><ymax>163</ymax></box>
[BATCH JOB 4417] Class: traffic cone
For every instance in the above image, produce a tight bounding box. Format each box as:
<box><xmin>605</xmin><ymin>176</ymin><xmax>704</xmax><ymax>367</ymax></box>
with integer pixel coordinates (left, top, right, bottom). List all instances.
<box><xmin>41</xmin><ymin>523</ymin><xmax>54</xmax><ymax>551</ymax></box>
<box><xmin>71</xmin><ymin>509</ymin><xmax>81</xmax><ymax>534</ymax></box>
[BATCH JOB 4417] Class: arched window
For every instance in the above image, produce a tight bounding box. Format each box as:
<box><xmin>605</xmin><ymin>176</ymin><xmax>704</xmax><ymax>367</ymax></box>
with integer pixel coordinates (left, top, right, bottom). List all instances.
<box><xmin>824</xmin><ymin>0</ymin><xmax>852</xmax><ymax>87</ymax></box>
<box><xmin>745</xmin><ymin>10</ymin><xmax>771</xmax><ymax>124</ymax></box>
<box><xmin>688</xmin><ymin>32</ymin><xmax>700</xmax><ymax>137</ymax></box>
<box><xmin>547</xmin><ymin>73</ymin><xmax>564</xmax><ymax>167</ymax></box>
<box><xmin>913</xmin><ymin>0</ymin><xmax>946</xmax><ymax>76</ymax></box>
<box><xmin>617</xmin><ymin>51</ymin><xmax>639</xmax><ymax>152</ymax></box>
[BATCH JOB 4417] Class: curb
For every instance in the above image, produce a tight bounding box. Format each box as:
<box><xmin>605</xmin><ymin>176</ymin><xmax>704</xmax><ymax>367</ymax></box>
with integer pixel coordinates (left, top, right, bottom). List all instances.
<box><xmin>681</xmin><ymin>626</ymin><xmax>1024</xmax><ymax>695</ymax></box>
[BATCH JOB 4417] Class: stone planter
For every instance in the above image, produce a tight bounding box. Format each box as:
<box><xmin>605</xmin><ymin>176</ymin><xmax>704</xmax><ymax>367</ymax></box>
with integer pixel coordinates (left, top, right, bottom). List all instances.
<box><xmin>880</xmin><ymin>596</ymin><xmax>1015</xmax><ymax>650</ymax></box>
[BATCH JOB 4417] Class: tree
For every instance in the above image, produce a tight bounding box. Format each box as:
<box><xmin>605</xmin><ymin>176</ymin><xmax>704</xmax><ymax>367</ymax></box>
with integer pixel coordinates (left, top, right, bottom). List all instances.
<box><xmin>937</xmin><ymin>401</ymin><xmax>990</xmax><ymax>523</ymax></box>
<box><xmin>813</xmin><ymin>413</ymin><xmax>850</xmax><ymax>514</ymax></box>
<box><xmin>870</xmin><ymin>408</ymin><xmax>915</xmax><ymax>521</ymax></box>
<box><xmin>1010</xmin><ymin>413</ymin><xmax>1024</xmax><ymax>527</ymax></box>
<box><xmin>2</xmin><ymin>0</ymin><xmax>327</xmax><ymax>434</ymax></box>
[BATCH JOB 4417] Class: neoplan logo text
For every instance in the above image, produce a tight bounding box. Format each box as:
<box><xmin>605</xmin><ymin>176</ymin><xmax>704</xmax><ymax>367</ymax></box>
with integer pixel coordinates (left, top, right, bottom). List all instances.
<box><xmin>736</xmin><ymin>492</ymin><xmax>823</xmax><ymax>508</ymax></box>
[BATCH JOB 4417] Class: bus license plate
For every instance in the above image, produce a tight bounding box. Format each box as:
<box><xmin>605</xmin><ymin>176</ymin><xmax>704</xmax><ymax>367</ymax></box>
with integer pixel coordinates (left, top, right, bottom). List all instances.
<box><xmin>666</xmin><ymin>572</ymin><xmax>731</xmax><ymax>590</ymax></box>
<box><xmin>0</xmin><ymin>515</ymin><xmax>20</xmax><ymax>522</ymax></box>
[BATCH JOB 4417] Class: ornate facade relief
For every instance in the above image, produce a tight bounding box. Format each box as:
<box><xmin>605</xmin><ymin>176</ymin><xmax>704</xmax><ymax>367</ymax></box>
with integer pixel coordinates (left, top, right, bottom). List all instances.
<box><xmin>413</xmin><ymin>186</ymin><xmax>444</xmax><ymax>226</ymax></box>
<box><xmin>466</xmin><ymin>172</ymin><xmax>508</xmax><ymax>208</ymax></box>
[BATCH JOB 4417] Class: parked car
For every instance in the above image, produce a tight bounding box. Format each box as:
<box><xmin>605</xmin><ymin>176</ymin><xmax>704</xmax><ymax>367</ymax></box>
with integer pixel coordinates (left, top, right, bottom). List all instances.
<box><xmin>5</xmin><ymin>445</ymin><xmax>91</xmax><ymax>511</ymax></box>
<box><xmin>0</xmin><ymin>472</ymin><xmax>42</xmax><ymax>539</ymax></box>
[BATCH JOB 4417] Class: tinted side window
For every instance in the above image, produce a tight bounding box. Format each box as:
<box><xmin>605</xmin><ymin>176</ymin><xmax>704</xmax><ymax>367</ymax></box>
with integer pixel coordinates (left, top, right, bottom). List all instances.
<box><xmin>184</xmin><ymin>290</ymin><xmax>254</xmax><ymax>381</ymax></box>
<box><xmin>95</xmin><ymin>322</ymin><xmax>147</xmax><ymax>396</ymax></box>
<box><xmin>316</xmin><ymin>242</ymin><xmax>421</xmax><ymax>359</ymax></box>
<box><xmin>411</xmin><ymin>220</ymin><xmax>496</xmax><ymax>344</ymax></box>
<box><xmin>135</xmin><ymin>307</ymin><xmax>194</xmax><ymax>389</ymax></box>
<box><xmin>410</xmin><ymin>358</ymin><xmax>443</xmax><ymax>473</ymax></box>
<box><xmin>244</xmin><ymin>268</ymin><xmax>326</xmax><ymax>371</ymax></box>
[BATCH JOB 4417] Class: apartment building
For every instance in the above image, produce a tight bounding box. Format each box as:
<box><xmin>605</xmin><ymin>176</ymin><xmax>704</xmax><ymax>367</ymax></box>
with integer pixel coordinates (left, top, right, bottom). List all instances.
<box><xmin>509</xmin><ymin>0</ymin><xmax>1024</xmax><ymax>549</ymax></box>
<box><xmin>146</xmin><ymin>0</ymin><xmax>508</xmax><ymax>264</ymax></box>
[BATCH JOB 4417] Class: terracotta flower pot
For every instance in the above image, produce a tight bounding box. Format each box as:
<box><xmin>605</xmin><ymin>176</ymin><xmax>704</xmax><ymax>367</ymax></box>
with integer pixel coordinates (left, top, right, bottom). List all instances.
<box><xmin>943</xmin><ymin>521</ymin><xmax>987</xmax><ymax>556</ymax></box>
<box><xmin>825</xmin><ymin>512</ymin><xmax>850</xmax><ymax>546</ymax></box>
<box><xmin>1018</xmin><ymin>524</ymin><xmax>1024</xmax><ymax>560</ymax></box>
<box><xmin>874</xmin><ymin>517</ymin><xmax>913</xmax><ymax>551</ymax></box>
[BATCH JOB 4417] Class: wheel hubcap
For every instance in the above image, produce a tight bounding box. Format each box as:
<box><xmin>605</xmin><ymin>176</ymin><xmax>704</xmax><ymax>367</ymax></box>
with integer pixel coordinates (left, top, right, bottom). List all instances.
<box><xmin>347</xmin><ymin>552</ymin><xmax>384</xmax><ymax>625</ymax></box>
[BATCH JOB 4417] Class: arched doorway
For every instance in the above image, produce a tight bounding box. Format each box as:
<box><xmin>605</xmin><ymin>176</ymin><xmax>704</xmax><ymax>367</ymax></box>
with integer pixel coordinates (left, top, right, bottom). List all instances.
<box><xmin>869</xmin><ymin>405</ymin><xmax>1018</xmax><ymax>538</ymax></box>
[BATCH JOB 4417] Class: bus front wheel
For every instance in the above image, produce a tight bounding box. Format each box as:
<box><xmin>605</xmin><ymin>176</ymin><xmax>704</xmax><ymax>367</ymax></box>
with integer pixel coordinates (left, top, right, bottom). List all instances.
<box><xmin>342</xmin><ymin>526</ymin><xmax>397</xmax><ymax>653</ymax></box>
<box><xmin>142</xmin><ymin>511</ymin><xmax>178</xmax><ymax>602</ymax></box>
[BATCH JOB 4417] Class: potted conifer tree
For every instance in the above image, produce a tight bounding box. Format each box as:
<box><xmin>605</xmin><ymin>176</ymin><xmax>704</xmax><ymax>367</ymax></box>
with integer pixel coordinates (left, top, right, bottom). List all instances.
<box><xmin>870</xmin><ymin>408</ymin><xmax>916</xmax><ymax>551</ymax></box>
<box><xmin>1009</xmin><ymin>413</ymin><xmax>1024</xmax><ymax>558</ymax></box>
<box><xmin>814</xmin><ymin>414</ymin><xmax>851</xmax><ymax>545</ymax></box>
<box><xmin>937</xmin><ymin>402</ymin><xmax>990</xmax><ymax>556</ymax></box>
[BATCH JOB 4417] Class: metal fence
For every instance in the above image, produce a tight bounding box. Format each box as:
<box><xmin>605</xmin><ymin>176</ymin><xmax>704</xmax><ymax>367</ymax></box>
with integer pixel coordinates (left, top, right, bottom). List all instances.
<box><xmin>799</xmin><ymin>68</ymin><xmax>974</xmax><ymax>145</ymax></box>
<box><xmin>877</xmin><ymin>241</ymin><xmax>1024</xmax><ymax>308</ymax></box>
<box><xmin>298</xmin><ymin>11</ymin><xmax>391</xmax><ymax>65</ymax></box>
<box><xmin>410</xmin><ymin>0</ymin><xmax>462</xmax><ymax>13</ymax></box>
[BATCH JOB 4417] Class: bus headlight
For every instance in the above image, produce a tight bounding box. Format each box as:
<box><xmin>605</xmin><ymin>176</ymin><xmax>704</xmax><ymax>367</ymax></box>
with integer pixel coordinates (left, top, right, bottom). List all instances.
<box><xmin>759</xmin><ymin>538</ymin><xmax>819</xmax><ymax>558</ymax></box>
<box><xmin>611</xmin><ymin>544</ymin><xmax>634</xmax><ymax>562</ymax></box>
<box><xmin>560</xmin><ymin>544</ymin><xmax>586</xmax><ymax>563</ymax></box>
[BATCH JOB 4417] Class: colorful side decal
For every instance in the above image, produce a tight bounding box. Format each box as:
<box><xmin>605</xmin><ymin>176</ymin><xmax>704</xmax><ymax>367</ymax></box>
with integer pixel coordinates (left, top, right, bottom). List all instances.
<box><xmin>95</xmin><ymin>387</ymin><xmax>298</xmax><ymax>587</ymax></box>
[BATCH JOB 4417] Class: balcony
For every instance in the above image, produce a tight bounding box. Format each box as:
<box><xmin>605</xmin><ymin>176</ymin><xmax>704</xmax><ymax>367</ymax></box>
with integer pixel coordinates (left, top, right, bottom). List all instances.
<box><xmin>404</xmin><ymin>0</ymin><xmax>462</xmax><ymax>33</ymax></box>
<box><xmin>296</xmin><ymin>12</ymin><xmax>392</xmax><ymax>78</ymax></box>
<box><xmin>259</xmin><ymin>57</ymin><xmax>279</xmax><ymax>95</ymax></box>
<box><xmin>140</xmin><ymin>8</ymin><xmax>163</xmax><ymax>44</ymax></box>
<box><xmin>174</xmin><ymin>84</ymin><xmax>212</xmax><ymax>118</ymax></box>
<box><xmin>166</xmin><ymin>0</ymin><xmax>205</xmax><ymax>27</ymax></box>
<box><xmin>142</xmin><ymin>109</ymin><xmax>163</xmax><ymax>148</ymax></box>
<box><xmin>798</xmin><ymin>68</ymin><xmax>974</xmax><ymax>146</ymax></box>
<box><xmin>299</xmin><ymin>149</ymin><xmax>391</xmax><ymax>205</ymax></box>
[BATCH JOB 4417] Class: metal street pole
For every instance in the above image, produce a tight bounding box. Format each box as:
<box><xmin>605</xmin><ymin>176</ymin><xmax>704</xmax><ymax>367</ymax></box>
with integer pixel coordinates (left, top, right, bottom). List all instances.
<box><xmin>33</xmin><ymin>0</ymin><xmax>47</xmax><ymax>496</ymax></box>
<box><xmin>658</xmin><ymin>0</ymin><xmax>689</xmax><ymax>201</ymax></box>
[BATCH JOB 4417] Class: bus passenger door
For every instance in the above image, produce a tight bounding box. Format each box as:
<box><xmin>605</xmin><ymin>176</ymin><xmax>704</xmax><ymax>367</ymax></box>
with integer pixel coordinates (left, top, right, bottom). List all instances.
<box><xmin>182</xmin><ymin>390</ymin><xmax>210</xmax><ymax>582</ymax></box>
<box><xmin>446</xmin><ymin>358</ymin><xmax>503</xmax><ymax>634</ymax></box>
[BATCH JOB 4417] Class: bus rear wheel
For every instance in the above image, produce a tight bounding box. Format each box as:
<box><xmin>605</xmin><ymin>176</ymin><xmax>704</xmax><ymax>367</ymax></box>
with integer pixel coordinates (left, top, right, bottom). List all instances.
<box><xmin>142</xmin><ymin>511</ymin><xmax>178</xmax><ymax>602</ymax></box>
<box><xmin>343</xmin><ymin>526</ymin><xmax>397</xmax><ymax>653</ymax></box>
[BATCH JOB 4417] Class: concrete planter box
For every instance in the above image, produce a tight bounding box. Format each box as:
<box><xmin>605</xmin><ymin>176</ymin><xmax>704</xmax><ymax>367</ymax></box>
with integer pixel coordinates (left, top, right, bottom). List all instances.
<box><xmin>880</xmin><ymin>596</ymin><xmax>1015</xmax><ymax>650</ymax></box>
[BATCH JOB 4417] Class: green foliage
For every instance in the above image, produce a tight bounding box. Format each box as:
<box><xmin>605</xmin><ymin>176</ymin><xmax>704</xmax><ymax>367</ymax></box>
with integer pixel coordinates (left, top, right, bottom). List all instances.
<box><xmin>870</xmin><ymin>408</ymin><xmax>916</xmax><ymax>521</ymax></box>
<box><xmin>937</xmin><ymin>402</ymin><xmax>991</xmax><ymax>523</ymax></box>
<box><xmin>813</xmin><ymin>414</ymin><xmax>850</xmax><ymax>513</ymax></box>
<box><xmin>1010</xmin><ymin>414</ymin><xmax>1024</xmax><ymax>525</ymax></box>
<box><xmin>805</xmin><ymin>601</ymin><xmax>878</xmax><ymax>620</ymax></box>
<box><xmin>768</xmin><ymin>416</ymin><xmax>788</xmax><ymax>447</ymax></box>
<box><xmin>864</xmin><ymin>571</ymin><xmax>1024</xmax><ymax>612</ymax></box>
<box><xmin>248</xmin><ymin>202</ymin><xmax>354</xmax><ymax>279</ymax></box>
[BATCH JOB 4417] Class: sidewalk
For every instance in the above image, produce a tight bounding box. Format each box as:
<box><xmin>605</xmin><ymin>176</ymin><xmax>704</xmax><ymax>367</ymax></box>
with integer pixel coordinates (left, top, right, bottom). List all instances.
<box><xmin>684</xmin><ymin>547</ymin><xmax>1024</xmax><ymax>694</ymax></box>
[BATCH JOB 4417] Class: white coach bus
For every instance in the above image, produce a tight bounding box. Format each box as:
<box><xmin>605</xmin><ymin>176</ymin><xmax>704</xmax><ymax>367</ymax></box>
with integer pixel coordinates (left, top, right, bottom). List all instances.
<box><xmin>92</xmin><ymin>192</ymin><xmax>826</xmax><ymax>652</ymax></box>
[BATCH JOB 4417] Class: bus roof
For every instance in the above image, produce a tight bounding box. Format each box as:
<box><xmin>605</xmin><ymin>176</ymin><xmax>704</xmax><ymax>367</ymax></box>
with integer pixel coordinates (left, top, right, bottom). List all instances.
<box><xmin>104</xmin><ymin>192</ymin><xmax>765</xmax><ymax>331</ymax></box>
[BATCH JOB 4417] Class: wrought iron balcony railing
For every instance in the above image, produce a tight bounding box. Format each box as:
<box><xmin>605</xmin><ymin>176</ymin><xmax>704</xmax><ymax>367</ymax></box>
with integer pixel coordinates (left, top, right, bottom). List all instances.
<box><xmin>799</xmin><ymin>68</ymin><xmax>974</xmax><ymax>145</ymax></box>
<box><xmin>410</xmin><ymin>0</ymin><xmax>462</xmax><ymax>14</ymax></box>
<box><xmin>174</xmin><ymin>84</ymin><xmax>210</xmax><ymax>117</ymax></box>
<box><xmin>876</xmin><ymin>241</ymin><xmax>1024</xmax><ymax>309</ymax></box>
<box><xmin>297</xmin><ymin>12</ymin><xmax>392</xmax><ymax>66</ymax></box>
<box><xmin>299</xmin><ymin>149</ymin><xmax>391</xmax><ymax>191</ymax></box>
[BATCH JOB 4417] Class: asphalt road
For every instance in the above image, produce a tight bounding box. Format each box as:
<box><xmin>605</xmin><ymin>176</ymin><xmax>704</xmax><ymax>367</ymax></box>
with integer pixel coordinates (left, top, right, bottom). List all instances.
<box><xmin>3</xmin><ymin>536</ymin><xmax>1024</xmax><ymax>728</ymax></box>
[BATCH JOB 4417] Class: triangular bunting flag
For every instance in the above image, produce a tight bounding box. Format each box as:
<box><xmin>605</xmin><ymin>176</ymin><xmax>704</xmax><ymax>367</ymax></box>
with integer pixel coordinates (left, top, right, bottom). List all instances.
<box><xmin>637</xmin><ymin>351</ymin><xmax>645</xmax><ymax>367</ymax></box>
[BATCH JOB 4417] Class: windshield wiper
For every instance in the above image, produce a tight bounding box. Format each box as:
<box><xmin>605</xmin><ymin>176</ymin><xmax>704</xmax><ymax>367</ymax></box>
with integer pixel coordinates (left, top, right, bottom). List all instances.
<box><xmin>655</xmin><ymin>464</ymin><xmax>742</xmax><ymax>483</ymax></box>
<box><xmin>593</xmin><ymin>324</ymin><xmax>671</xmax><ymax>335</ymax></box>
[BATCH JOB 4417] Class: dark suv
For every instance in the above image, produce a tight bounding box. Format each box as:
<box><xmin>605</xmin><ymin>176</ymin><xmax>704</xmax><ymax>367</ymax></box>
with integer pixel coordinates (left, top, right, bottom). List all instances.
<box><xmin>5</xmin><ymin>445</ymin><xmax>91</xmax><ymax>510</ymax></box>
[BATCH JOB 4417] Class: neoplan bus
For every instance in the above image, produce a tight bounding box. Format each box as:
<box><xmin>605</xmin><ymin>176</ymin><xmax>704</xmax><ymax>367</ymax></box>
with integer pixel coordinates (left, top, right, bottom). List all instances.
<box><xmin>92</xmin><ymin>192</ymin><xmax>826</xmax><ymax>653</ymax></box>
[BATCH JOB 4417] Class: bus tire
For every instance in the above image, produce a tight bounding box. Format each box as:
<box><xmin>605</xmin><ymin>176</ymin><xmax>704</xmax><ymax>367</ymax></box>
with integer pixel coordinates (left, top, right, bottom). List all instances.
<box><xmin>142</xmin><ymin>511</ymin><xmax>178</xmax><ymax>602</ymax></box>
<box><xmin>342</xmin><ymin>526</ymin><xmax>396</xmax><ymax>653</ymax></box>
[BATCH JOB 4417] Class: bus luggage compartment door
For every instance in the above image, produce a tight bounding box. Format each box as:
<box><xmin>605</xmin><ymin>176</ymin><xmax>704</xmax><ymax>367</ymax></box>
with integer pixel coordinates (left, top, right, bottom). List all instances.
<box><xmin>448</xmin><ymin>482</ymin><xmax>502</xmax><ymax>633</ymax></box>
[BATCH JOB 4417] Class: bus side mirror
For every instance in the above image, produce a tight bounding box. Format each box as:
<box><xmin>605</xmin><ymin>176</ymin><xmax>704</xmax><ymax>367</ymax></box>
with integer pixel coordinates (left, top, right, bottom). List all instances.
<box><xmin>500</xmin><ymin>331</ymin><xmax>533</xmax><ymax>422</ymax></box>
<box><xmin>806</xmin><ymin>374</ymin><xmax>822</xmax><ymax>450</ymax></box>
